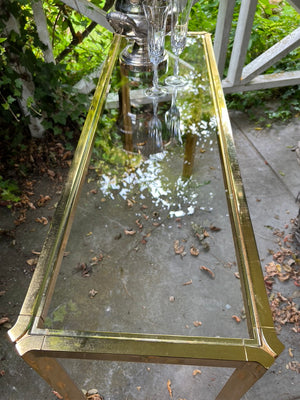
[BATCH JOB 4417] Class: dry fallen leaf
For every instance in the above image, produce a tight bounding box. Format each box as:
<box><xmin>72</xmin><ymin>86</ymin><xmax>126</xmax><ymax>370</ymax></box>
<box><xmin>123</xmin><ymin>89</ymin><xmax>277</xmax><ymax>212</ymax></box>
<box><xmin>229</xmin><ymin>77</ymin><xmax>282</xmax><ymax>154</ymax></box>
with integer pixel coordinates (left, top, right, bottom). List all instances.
<box><xmin>210</xmin><ymin>225</ymin><xmax>221</xmax><ymax>232</ymax></box>
<box><xmin>87</xmin><ymin>394</ymin><xmax>104</xmax><ymax>400</ymax></box>
<box><xmin>37</xmin><ymin>195</ymin><xmax>51</xmax><ymax>207</ymax></box>
<box><xmin>193</xmin><ymin>321</ymin><xmax>202</xmax><ymax>327</ymax></box>
<box><xmin>182</xmin><ymin>280</ymin><xmax>192</xmax><ymax>286</ymax></box>
<box><xmin>199</xmin><ymin>265</ymin><xmax>215</xmax><ymax>279</ymax></box>
<box><xmin>193</xmin><ymin>369</ymin><xmax>202</xmax><ymax>376</ymax></box>
<box><xmin>0</xmin><ymin>317</ymin><xmax>10</xmax><ymax>325</ymax></box>
<box><xmin>288</xmin><ymin>348</ymin><xmax>294</xmax><ymax>358</ymax></box>
<box><xmin>135</xmin><ymin>219</ymin><xmax>143</xmax><ymax>230</ymax></box>
<box><xmin>35</xmin><ymin>216</ymin><xmax>48</xmax><ymax>225</ymax></box>
<box><xmin>167</xmin><ymin>379</ymin><xmax>173</xmax><ymax>398</ymax></box>
<box><xmin>232</xmin><ymin>315</ymin><xmax>241</xmax><ymax>323</ymax></box>
<box><xmin>127</xmin><ymin>199</ymin><xmax>134</xmax><ymax>207</ymax></box>
<box><xmin>286</xmin><ymin>361</ymin><xmax>300</xmax><ymax>373</ymax></box>
<box><xmin>190</xmin><ymin>246</ymin><xmax>199</xmax><ymax>256</ymax></box>
<box><xmin>26</xmin><ymin>258</ymin><xmax>38</xmax><ymax>266</ymax></box>
<box><xmin>174</xmin><ymin>240</ymin><xmax>185</xmax><ymax>255</ymax></box>
<box><xmin>124</xmin><ymin>229</ymin><xmax>136</xmax><ymax>236</ymax></box>
<box><xmin>89</xmin><ymin>289</ymin><xmax>98</xmax><ymax>298</ymax></box>
<box><xmin>52</xmin><ymin>391</ymin><xmax>63</xmax><ymax>399</ymax></box>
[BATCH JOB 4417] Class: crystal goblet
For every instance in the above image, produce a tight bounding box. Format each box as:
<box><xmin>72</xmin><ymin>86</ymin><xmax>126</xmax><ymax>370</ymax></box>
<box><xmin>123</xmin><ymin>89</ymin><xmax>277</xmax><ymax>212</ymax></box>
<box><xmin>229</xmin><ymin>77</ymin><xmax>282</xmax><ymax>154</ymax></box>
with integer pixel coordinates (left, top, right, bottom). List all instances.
<box><xmin>165</xmin><ymin>0</ymin><xmax>193</xmax><ymax>87</ymax></box>
<box><xmin>143</xmin><ymin>0</ymin><xmax>170</xmax><ymax>98</ymax></box>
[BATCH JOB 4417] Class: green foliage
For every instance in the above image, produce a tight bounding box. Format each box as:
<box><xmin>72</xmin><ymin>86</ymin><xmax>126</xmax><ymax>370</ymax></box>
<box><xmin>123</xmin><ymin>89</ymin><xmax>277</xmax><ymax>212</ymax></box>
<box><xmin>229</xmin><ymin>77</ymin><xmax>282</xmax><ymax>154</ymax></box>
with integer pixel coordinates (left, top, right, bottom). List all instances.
<box><xmin>0</xmin><ymin>0</ymin><xmax>112</xmax><ymax>147</ymax></box>
<box><xmin>189</xmin><ymin>0</ymin><xmax>219</xmax><ymax>33</ymax></box>
<box><xmin>189</xmin><ymin>0</ymin><xmax>300</xmax><ymax>123</ymax></box>
<box><xmin>0</xmin><ymin>176</ymin><xmax>21</xmax><ymax>207</ymax></box>
<box><xmin>92</xmin><ymin>108</ymin><xmax>142</xmax><ymax>178</ymax></box>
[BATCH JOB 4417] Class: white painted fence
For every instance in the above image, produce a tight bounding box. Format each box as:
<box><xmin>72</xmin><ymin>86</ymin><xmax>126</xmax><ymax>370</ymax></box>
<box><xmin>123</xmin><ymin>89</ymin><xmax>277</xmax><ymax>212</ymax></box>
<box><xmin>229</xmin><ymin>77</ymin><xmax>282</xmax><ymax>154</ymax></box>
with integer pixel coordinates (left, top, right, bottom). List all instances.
<box><xmin>214</xmin><ymin>0</ymin><xmax>300</xmax><ymax>93</ymax></box>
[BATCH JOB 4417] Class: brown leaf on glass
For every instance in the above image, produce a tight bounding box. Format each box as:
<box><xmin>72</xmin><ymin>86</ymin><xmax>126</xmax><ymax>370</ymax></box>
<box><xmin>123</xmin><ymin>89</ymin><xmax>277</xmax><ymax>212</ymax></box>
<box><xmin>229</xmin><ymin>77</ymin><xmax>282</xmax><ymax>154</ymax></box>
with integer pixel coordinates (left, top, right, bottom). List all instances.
<box><xmin>193</xmin><ymin>369</ymin><xmax>202</xmax><ymax>376</ymax></box>
<box><xmin>278</xmin><ymin>273</ymin><xmax>290</xmax><ymax>282</ymax></box>
<box><xmin>37</xmin><ymin>195</ymin><xmax>51</xmax><ymax>207</ymax></box>
<box><xmin>193</xmin><ymin>321</ymin><xmax>202</xmax><ymax>327</ymax></box>
<box><xmin>89</xmin><ymin>289</ymin><xmax>98</xmax><ymax>298</ymax></box>
<box><xmin>124</xmin><ymin>229</ymin><xmax>136</xmax><ymax>236</ymax></box>
<box><xmin>286</xmin><ymin>361</ymin><xmax>300</xmax><ymax>373</ymax></box>
<box><xmin>210</xmin><ymin>225</ymin><xmax>221</xmax><ymax>231</ymax></box>
<box><xmin>26</xmin><ymin>258</ymin><xmax>38</xmax><ymax>266</ymax></box>
<box><xmin>234</xmin><ymin>272</ymin><xmax>240</xmax><ymax>279</ymax></box>
<box><xmin>127</xmin><ymin>199</ymin><xmax>134</xmax><ymax>207</ymax></box>
<box><xmin>135</xmin><ymin>219</ymin><xmax>143</xmax><ymax>229</ymax></box>
<box><xmin>232</xmin><ymin>315</ymin><xmax>241</xmax><ymax>323</ymax></box>
<box><xmin>76</xmin><ymin>262</ymin><xmax>92</xmax><ymax>277</ymax></box>
<box><xmin>190</xmin><ymin>246</ymin><xmax>199</xmax><ymax>256</ymax></box>
<box><xmin>167</xmin><ymin>379</ymin><xmax>173</xmax><ymax>398</ymax></box>
<box><xmin>52</xmin><ymin>391</ymin><xmax>63</xmax><ymax>399</ymax></box>
<box><xmin>35</xmin><ymin>216</ymin><xmax>48</xmax><ymax>225</ymax></box>
<box><xmin>199</xmin><ymin>265</ymin><xmax>215</xmax><ymax>279</ymax></box>
<box><xmin>152</xmin><ymin>222</ymin><xmax>161</xmax><ymax>227</ymax></box>
<box><xmin>174</xmin><ymin>240</ymin><xmax>185</xmax><ymax>255</ymax></box>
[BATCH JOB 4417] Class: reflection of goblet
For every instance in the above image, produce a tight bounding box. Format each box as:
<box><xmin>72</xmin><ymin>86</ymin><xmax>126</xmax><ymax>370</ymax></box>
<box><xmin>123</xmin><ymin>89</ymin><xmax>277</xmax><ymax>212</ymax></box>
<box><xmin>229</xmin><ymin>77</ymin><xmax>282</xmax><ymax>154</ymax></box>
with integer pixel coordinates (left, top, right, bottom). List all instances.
<box><xmin>145</xmin><ymin>99</ymin><xmax>163</xmax><ymax>155</ymax></box>
<box><xmin>143</xmin><ymin>0</ymin><xmax>170</xmax><ymax>97</ymax></box>
<box><xmin>165</xmin><ymin>0</ymin><xmax>193</xmax><ymax>87</ymax></box>
<box><xmin>165</xmin><ymin>89</ymin><xmax>182</xmax><ymax>145</ymax></box>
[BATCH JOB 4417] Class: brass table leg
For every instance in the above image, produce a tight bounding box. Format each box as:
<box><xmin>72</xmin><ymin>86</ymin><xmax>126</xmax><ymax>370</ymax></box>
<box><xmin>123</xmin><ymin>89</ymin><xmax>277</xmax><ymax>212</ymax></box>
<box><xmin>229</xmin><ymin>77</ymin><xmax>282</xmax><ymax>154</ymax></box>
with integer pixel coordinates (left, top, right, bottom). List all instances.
<box><xmin>23</xmin><ymin>351</ymin><xmax>85</xmax><ymax>400</ymax></box>
<box><xmin>216</xmin><ymin>362</ymin><xmax>267</xmax><ymax>400</ymax></box>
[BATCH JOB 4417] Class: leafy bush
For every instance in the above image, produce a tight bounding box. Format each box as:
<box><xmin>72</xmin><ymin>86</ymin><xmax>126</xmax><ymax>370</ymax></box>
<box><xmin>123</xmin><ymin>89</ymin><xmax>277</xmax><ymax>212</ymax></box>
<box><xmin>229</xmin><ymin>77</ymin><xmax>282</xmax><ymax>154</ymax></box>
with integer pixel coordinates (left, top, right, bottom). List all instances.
<box><xmin>0</xmin><ymin>0</ymin><xmax>112</xmax><ymax>143</ymax></box>
<box><xmin>190</xmin><ymin>0</ymin><xmax>300</xmax><ymax>122</ymax></box>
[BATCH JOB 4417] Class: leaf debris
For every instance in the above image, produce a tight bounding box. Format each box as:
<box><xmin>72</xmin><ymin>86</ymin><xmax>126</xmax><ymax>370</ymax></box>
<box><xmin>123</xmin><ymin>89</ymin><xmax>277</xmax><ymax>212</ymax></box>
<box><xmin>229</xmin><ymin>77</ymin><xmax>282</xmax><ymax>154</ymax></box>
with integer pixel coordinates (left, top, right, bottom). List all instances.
<box><xmin>199</xmin><ymin>265</ymin><xmax>215</xmax><ymax>279</ymax></box>
<box><xmin>167</xmin><ymin>379</ymin><xmax>173</xmax><ymax>398</ymax></box>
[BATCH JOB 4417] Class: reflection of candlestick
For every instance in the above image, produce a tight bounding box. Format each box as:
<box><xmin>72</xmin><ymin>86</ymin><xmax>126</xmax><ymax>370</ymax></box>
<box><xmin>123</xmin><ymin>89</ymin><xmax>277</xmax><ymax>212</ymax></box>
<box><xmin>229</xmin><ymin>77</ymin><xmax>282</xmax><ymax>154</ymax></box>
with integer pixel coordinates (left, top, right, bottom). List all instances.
<box><xmin>182</xmin><ymin>132</ymin><xmax>197</xmax><ymax>179</ymax></box>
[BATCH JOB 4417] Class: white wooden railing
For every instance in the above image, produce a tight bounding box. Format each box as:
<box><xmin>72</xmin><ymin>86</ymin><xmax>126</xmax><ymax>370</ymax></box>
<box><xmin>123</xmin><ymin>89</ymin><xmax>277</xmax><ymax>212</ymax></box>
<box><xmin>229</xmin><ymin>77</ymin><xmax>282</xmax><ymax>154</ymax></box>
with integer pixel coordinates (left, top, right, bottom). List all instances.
<box><xmin>214</xmin><ymin>0</ymin><xmax>300</xmax><ymax>93</ymax></box>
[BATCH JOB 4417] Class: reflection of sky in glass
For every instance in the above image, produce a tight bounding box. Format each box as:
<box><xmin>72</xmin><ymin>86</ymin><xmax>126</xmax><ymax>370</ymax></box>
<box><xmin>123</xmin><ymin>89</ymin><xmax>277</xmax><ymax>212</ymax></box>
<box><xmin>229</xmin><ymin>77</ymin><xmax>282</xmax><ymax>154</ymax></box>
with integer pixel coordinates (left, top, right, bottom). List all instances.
<box><xmin>98</xmin><ymin>116</ymin><xmax>217</xmax><ymax>218</ymax></box>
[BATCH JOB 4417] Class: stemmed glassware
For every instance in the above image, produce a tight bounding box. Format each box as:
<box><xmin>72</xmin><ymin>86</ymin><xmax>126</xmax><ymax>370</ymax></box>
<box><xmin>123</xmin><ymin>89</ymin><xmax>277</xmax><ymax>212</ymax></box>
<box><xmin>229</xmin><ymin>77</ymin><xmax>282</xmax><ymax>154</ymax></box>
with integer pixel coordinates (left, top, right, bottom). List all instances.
<box><xmin>165</xmin><ymin>0</ymin><xmax>193</xmax><ymax>87</ymax></box>
<box><xmin>143</xmin><ymin>0</ymin><xmax>170</xmax><ymax>97</ymax></box>
<box><xmin>145</xmin><ymin>99</ymin><xmax>163</xmax><ymax>155</ymax></box>
<box><xmin>165</xmin><ymin>89</ymin><xmax>182</xmax><ymax>145</ymax></box>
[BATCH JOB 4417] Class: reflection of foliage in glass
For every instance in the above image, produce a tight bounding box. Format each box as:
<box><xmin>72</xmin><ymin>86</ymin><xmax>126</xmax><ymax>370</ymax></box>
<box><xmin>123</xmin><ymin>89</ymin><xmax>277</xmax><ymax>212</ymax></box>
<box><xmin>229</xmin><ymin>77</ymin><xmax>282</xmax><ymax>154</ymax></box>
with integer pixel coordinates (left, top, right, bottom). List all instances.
<box><xmin>93</xmin><ymin>110</ymin><xmax>143</xmax><ymax>179</ymax></box>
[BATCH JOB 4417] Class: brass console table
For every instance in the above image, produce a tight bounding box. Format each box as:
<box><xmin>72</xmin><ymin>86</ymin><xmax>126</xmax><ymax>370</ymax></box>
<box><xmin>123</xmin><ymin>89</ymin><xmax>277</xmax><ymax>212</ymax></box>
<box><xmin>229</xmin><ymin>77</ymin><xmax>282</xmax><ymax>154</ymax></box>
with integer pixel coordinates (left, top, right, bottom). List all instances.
<box><xmin>8</xmin><ymin>33</ymin><xmax>283</xmax><ymax>400</ymax></box>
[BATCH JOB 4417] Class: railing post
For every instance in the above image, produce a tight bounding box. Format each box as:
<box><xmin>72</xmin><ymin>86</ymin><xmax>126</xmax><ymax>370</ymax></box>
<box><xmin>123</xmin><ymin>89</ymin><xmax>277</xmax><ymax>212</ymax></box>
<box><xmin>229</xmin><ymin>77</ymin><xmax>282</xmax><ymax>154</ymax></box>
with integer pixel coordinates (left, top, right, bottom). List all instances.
<box><xmin>225</xmin><ymin>0</ymin><xmax>258</xmax><ymax>86</ymax></box>
<box><xmin>214</xmin><ymin>0</ymin><xmax>236</xmax><ymax>78</ymax></box>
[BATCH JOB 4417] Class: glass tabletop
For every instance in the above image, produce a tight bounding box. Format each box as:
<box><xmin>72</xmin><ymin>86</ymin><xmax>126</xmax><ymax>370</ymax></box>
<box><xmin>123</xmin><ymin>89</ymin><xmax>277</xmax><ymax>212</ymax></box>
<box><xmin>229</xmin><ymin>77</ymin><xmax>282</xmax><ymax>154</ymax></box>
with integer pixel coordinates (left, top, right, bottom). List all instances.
<box><xmin>43</xmin><ymin>35</ymin><xmax>249</xmax><ymax>339</ymax></box>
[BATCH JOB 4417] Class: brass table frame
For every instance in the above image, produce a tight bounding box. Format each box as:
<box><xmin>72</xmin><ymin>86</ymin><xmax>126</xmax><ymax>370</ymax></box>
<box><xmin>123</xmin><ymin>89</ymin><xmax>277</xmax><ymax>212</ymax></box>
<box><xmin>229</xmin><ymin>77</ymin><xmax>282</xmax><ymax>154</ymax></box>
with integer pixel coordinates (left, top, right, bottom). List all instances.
<box><xmin>8</xmin><ymin>33</ymin><xmax>284</xmax><ymax>400</ymax></box>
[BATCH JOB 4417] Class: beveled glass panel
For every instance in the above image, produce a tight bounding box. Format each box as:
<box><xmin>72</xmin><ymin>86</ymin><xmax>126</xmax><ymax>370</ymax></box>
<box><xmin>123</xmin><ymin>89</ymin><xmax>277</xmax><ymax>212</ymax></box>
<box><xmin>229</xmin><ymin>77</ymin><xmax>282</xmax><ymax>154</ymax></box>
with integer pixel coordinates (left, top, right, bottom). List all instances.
<box><xmin>44</xmin><ymin>36</ymin><xmax>249</xmax><ymax>339</ymax></box>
